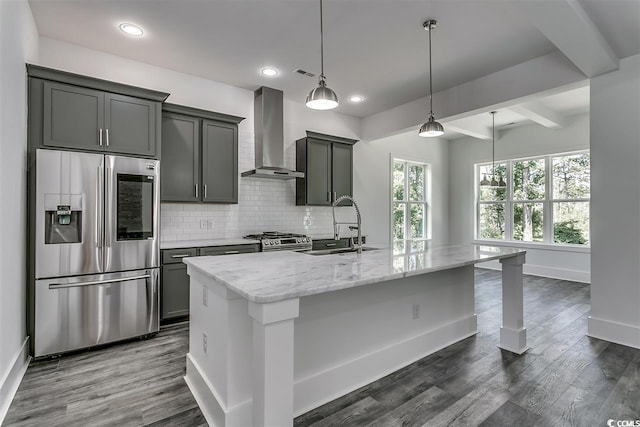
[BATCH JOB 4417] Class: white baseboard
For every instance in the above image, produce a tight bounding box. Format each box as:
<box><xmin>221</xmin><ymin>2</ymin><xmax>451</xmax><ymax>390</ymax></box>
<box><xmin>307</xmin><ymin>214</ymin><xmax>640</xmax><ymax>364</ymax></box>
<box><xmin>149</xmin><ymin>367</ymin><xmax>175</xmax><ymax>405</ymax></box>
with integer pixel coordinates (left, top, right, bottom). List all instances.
<box><xmin>477</xmin><ymin>261</ymin><xmax>590</xmax><ymax>283</ymax></box>
<box><xmin>185</xmin><ymin>354</ymin><xmax>251</xmax><ymax>427</ymax></box>
<box><xmin>0</xmin><ymin>338</ymin><xmax>30</xmax><ymax>425</ymax></box>
<box><xmin>588</xmin><ymin>316</ymin><xmax>640</xmax><ymax>349</ymax></box>
<box><xmin>293</xmin><ymin>314</ymin><xmax>478</xmax><ymax>416</ymax></box>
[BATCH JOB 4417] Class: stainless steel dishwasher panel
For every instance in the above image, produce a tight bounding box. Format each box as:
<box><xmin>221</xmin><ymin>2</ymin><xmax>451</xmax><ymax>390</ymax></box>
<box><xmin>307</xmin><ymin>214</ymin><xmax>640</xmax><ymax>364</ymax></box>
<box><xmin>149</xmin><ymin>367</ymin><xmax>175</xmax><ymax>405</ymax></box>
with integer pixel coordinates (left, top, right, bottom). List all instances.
<box><xmin>34</xmin><ymin>269</ymin><xmax>159</xmax><ymax>357</ymax></box>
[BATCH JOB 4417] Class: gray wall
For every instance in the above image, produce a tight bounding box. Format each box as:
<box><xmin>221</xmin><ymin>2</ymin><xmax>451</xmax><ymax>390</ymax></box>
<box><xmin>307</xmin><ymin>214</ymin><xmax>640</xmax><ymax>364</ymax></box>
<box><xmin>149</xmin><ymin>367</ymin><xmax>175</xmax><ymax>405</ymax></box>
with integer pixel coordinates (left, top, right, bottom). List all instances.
<box><xmin>588</xmin><ymin>54</ymin><xmax>640</xmax><ymax>348</ymax></box>
<box><xmin>0</xmin><ymin>0</ymin><xmax>38</xmax><ymax>420</ymax></box>
<box><xmin>448</xmin><ymin>113</ymin><xmax>591</xmax><ymax>283</ymax></box>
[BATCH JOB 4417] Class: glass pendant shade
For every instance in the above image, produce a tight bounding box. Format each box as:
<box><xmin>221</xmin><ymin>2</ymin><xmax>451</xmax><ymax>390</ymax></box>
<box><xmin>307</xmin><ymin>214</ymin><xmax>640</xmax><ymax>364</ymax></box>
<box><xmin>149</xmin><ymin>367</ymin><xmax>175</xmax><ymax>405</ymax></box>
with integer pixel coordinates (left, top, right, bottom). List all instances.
<box><xmin>306</xmin><ymin>79</ymin><xmax>339</xmax><ymax>110</ymax></box>
<box><xmin>490</xmin><ymin>177</ymin><xmax>499</xmax><ymax>187</ymax></box>
<box><xmin>480</xmin><ymin>174</ymin><xmax>491</xmax><ymax>186</ymax></box>
<box><xmin>419</xmin><ymin>116</ymin><xmax>445</xmax><ymax>137</ymax></box>
<box><xmin>498</xmin><ymin>176</ymin><xmax>507</xmax><ymax>187</ymax></box>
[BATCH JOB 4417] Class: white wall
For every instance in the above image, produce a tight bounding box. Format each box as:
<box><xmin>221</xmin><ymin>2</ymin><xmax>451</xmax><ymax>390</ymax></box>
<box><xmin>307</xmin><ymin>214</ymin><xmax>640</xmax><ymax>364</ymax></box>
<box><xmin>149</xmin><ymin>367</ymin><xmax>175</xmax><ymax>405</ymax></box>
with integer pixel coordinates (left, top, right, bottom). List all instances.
<box><xmin>588</xmin><ymin>54</ymin><xmax>640</xmax><ymax>349</ymax></box>
<box><xmin>38</xmin><ymin>37</ymin><xmax>362</xmax><ymax>240</ymax></box>
<box><xmin>448</xmin><ymin>113</ymin><xmax>590</xmax><ymax>283</ymax></box>
<box><xmin>354</xmin><ymin>132</ymin><xmax>449</xmax><ymax>246</ymax></box>
<box><xmin>0</xmin><ymin>0</ymin><xmax>39</xmax><ymax>422</ymax></box>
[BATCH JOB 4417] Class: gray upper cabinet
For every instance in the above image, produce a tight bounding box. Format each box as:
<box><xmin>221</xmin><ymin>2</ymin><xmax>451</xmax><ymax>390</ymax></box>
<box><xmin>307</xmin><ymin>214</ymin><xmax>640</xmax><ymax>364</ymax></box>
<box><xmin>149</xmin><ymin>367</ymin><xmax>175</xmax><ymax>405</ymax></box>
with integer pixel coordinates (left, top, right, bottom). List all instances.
<box><xmin>296</xmin><ymin>131</ymin><xmax>358</xmax><ymax>206</ymax></box>
<box><xmin>43</xmin><ymin>82</ymin><xmax>104</xmax><ymax>150</ymax></box>
<box><xmin>161</xmin><ymin>113</ymin><xmax>200</xmax><ymax>202</ymax></box>
<box><xmin>28</xmin><ymin>64</ymin><xmax>168</xmax><ymax>158</ymax></box>
<box><xmin>104</xmin><ymin>93</ymin><xmax>157</xmax><ymax>156</ymax></box>
<box><xmin>161</xmin><ymin>103</ymin><xmax>244</xmax><ymax>204</ymax></box>
<box><xmin>202</xmin><ymin>120</ymin><xmax>238</xmax><ymax>203</ymax></box>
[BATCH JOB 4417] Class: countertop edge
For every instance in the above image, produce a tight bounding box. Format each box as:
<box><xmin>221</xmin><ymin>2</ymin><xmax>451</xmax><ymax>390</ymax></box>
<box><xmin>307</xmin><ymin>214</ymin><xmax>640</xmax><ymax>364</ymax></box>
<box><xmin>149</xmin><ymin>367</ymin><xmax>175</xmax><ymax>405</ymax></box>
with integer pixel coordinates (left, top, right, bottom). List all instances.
<box><xmin>184</xmin><ymin>246</ymin><xmax>526</xmax><ymax>304</ymax></box>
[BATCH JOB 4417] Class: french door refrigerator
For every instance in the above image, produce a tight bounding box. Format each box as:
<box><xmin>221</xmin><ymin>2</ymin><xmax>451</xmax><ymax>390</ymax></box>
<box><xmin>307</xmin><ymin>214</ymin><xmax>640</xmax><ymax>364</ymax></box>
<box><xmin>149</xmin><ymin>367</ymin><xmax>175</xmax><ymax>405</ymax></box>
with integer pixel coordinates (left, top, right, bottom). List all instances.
<box><xmin>31</xmin><ymin>149</ymin><xmax>160</xmax><ymax>357</ymax></box>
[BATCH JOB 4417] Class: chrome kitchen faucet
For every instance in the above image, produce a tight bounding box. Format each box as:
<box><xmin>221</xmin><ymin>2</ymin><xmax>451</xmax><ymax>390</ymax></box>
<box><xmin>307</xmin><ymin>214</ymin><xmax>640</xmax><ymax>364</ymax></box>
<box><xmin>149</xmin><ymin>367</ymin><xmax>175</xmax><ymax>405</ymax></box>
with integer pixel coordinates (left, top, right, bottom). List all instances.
<box><xmin>332</xmin><ymin>195</ymin><xmax>362</xmax><ymax>254</ymax></box>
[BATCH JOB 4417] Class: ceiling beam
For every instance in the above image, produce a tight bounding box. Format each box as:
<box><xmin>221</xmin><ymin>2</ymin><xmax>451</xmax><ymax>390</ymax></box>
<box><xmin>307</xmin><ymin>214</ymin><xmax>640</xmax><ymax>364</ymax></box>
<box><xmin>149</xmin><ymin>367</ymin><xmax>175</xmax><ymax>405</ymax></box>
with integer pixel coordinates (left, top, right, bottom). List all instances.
<box><xmin>444</xmin><ymin>121</ymin><xmax>491</xmax><ymax>140</ymax></box>
<box><xmin>509</xmin><ymin>103</ymin><xmax>566</xmax><ymax>129</ymax></box>
<box><xmin>518</xmin><ymin>0</ymin><xmax>618</xmax><ymax>77</ymax></box>
<box><xmin>362</xmin><ymin>51</ymin><xmax>587</xmax><ymax>141</ymax></box>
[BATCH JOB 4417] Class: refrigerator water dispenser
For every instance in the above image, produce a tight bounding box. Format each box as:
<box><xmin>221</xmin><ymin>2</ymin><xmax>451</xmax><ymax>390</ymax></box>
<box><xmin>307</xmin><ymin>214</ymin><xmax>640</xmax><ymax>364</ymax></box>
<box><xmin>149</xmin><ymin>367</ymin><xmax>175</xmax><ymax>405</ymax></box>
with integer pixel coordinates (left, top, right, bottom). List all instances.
<box><xmin>44</xmin><ymin>193</ymin><xmax>82</xmax><ymax>244</ymax></box>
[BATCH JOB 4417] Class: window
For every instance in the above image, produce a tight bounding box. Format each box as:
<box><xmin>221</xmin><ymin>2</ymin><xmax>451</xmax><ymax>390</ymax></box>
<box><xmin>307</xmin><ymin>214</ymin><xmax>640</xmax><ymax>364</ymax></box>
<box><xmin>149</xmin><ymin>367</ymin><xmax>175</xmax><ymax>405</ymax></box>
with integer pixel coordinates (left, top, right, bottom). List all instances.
<box><xmin>476</xmin><ymin>151</ymin><xmax>590</xmax><ymax>246</ymax></box>
<box><xmin>392</xmin><ymin>159</ymin><xmax>430</xmax><ymax>254</ymax></box>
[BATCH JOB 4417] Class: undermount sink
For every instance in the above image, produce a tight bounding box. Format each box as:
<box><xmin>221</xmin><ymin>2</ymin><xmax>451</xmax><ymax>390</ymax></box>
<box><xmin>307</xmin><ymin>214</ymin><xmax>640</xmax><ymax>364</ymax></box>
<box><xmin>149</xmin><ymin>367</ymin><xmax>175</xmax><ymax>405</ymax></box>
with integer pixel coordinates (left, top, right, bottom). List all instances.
<box><xmin>302</xmin><ymin>247</ymin><xmax>379</xmax><ymax>256</ymax></box>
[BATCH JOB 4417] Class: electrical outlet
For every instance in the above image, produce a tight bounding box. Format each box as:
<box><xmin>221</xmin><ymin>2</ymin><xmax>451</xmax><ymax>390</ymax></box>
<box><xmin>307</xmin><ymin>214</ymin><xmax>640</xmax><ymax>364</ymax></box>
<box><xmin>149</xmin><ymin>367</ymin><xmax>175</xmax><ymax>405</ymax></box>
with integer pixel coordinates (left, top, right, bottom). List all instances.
<box><xmin>203</xmin><ymin>287</ymin><xmax>208</xmax><ymax>307</ymax></box>
<box><xmin>202</xmin><ymin>332</ymin><xmax>208</xmax><ymax>354</ymax></box>
<box><xmin>412</xmin><ymin>303</ymin><xmax>420</xmax><ymax>320</ymax></box>
<box><xmin>200</xmin><ymin>219</ymin><xmax>206</xmax><ymax>229</ymax></box>
<box><xmin>207</xmin><ymin>219</ymin><xmax>213</xmax><ymax>229</ymax></box>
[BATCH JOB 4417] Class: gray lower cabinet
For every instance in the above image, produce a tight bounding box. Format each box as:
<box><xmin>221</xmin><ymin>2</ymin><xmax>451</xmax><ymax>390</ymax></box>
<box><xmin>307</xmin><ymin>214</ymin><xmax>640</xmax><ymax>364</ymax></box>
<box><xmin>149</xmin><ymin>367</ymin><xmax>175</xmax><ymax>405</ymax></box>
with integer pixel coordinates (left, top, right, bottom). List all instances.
<box><xmin>28</xmin><ymin>65</ymin><xmax>168</xmax><ymax>158</ymax></box>
<box><xmin>161</xmin><ymin>248</ymin><xmax>198</xmax><ymax>322</ymax></box>
<box><xmin>161</xmin><ymin>104</ymin><xmax>244</xmax><ymax>204</ymax></box>
<box><xmin>160</xmin><ymin>244</ymin><xmax>259</xmax><ymax>323</ymax></box>
<box><xmin>296</xmin><ymin>131</ymin><xmax>358</xmax><ymax>206</ymax></box>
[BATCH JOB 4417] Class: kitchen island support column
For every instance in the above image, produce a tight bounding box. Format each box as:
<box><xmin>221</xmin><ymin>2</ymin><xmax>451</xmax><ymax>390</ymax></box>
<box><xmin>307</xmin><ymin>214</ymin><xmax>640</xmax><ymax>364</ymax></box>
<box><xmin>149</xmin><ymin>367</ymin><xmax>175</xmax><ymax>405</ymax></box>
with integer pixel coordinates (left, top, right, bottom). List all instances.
<box><xmin>499</xmin><ymin>253</ymin><xmax>528</xmax><ymax>354</ymax></box>
<box><xmin>248</xmin><ymin>298</ymin><xmax>300</xmax><ymax>427</ymax></box>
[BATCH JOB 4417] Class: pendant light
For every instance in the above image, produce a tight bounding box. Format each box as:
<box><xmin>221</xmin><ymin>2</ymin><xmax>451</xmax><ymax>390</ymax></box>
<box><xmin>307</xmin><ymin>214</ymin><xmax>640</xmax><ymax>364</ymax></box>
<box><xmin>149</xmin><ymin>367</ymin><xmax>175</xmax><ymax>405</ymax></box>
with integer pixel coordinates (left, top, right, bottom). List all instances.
<box><xmin>306</xmin><ymin>0</ymin><xmax>339</xmax><ymax>110</ymax></box>
<box><xmin>481</xmin><ymin>111</ymin><xmax>506</xmax><ymax>187</ymax></box>
<box><xmin>418</xmin><ymin>19</ymin><xmax>444</xmax><ymax>137</ymax></box>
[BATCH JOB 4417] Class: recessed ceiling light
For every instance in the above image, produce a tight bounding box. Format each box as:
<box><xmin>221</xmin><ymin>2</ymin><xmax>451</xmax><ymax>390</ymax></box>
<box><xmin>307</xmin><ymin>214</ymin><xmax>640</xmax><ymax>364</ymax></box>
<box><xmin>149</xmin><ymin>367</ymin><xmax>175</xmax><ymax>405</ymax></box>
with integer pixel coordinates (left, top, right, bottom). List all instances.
<box><xmin>261</xmin><ymin>67</ymin><xmax>279</xmax><ymax>77</ymax></box>
<box><xmin>119</xmin><ymin>23</ymin><xmax>144</xmax><ymax>37</ymax></box>
<box><xmin>349</xmin><ymin>95</ymin><xmax>364</xmax><ymax>103</ymax></box>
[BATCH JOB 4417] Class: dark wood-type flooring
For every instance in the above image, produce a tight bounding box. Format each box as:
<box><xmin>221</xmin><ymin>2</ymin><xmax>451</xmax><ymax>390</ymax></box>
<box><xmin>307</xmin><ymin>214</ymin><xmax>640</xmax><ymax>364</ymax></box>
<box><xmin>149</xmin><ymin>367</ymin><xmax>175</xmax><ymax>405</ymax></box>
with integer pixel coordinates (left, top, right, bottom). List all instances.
<box><xmin>4</xmin><ymin>269</ymin><xmax>640</xmax><ymax>426</ymax></box>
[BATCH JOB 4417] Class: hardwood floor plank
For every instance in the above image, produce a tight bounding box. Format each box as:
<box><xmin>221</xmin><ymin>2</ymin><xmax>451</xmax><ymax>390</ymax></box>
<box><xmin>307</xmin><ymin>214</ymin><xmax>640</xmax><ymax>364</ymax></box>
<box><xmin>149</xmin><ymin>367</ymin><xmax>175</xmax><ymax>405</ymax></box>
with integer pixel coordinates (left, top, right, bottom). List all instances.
<box><xmin>597</xmin><ymin>350</ymin><xmax>640</xmax><ymax>421</ymax></box>
<box><xmin>308</xmin><ymin>397</ymin><xmax>385</xmax><ymax>427</ymax></box>
<box><xmin>143</xmin><ymin>406</ymin><xmax>207</xmax><ymax>427</ymax></box>
<box><xmin>370</xmin><ymin>386</ymin><xmax>457</xmax><ymax>427</ymax></box>
<box><xmin>478</xmin><ymin>400</ymin><xmax>540</xmax><ymax>427</ymax></box>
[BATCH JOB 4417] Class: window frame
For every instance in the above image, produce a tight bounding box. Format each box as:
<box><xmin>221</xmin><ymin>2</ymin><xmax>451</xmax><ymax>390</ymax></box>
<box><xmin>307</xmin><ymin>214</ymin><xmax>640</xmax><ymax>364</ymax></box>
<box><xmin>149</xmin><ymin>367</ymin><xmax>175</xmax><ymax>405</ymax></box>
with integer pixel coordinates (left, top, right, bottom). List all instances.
<box><xmin>391</xmin><ymin>157</ymin><xmax>431</xmax><ymax>254</ymax></box>
<box><xmin>475</xmin><ymin>150</ymin><xmax>590</xmax><ymax>248</ymax></box>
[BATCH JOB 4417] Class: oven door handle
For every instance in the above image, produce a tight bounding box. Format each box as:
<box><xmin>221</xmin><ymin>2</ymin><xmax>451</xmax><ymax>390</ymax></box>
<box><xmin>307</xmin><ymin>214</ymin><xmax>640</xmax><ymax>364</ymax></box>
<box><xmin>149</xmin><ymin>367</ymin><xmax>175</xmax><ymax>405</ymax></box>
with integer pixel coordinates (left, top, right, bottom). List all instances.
<box><xmin>49</xmin><ymin>274</ymin><xmax>151</xmax><ymax>290</ymax></box>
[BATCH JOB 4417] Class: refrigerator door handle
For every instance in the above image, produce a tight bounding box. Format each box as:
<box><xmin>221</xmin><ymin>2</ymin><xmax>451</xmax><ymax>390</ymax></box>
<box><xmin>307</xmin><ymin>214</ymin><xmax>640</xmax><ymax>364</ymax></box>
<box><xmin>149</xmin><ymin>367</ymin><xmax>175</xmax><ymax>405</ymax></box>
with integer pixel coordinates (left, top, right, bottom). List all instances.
<box><xmin>48</xmin><ymin>274</ymin><xmax>151</xmax><ymax>290</ymax></box>
<box><xmin>97</xmin><ymin>165</ymin><xmax>104</xmax><ymax>249</ymax></box>
<box><xmin>105</xmin><ymin>167</ymin><xmax>112</xmax><ymax>248</ymax></box>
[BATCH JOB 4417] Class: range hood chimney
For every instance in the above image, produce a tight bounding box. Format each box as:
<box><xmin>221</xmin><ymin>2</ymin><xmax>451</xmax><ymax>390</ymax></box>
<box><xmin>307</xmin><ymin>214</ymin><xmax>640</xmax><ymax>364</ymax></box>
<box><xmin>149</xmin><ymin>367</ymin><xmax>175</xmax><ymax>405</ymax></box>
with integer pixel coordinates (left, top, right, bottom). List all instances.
<box><xmin>241</xmin><ymin>86</ymin><xmax>304</xmax><ymax>179</ymax></box>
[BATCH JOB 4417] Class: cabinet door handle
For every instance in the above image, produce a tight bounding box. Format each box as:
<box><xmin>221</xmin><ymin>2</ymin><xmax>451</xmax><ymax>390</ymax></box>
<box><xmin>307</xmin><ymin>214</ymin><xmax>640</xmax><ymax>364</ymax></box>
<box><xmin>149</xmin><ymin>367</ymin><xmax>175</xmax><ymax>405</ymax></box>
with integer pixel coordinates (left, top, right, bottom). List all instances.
<box><xmin>327</xmin><ymin>191</ymin><xmax>330</xmax><ymax>202</ymax></box>
<box><xmin>195</xmin><ymin>185</ymin><xmax>198</xmax><ymax>198</ymax></box>
<box><xmin>333</xmin><ymin>192</ymin><xmax>337</xmax><ymax>202</ymax></box>
<box><xmin>325</xmin><ymin>243</ymin><xmax>337</xmax><ymax>247</ymax></box>
<box><xmin>99</xmin><ymin>128</ymin><xmax>103</xmax><ymax>146</ymax></box>
<box><xmin>106</xmin><ymin>128</ymin><xmax>109</xmax><ymax>146</ymax></box>
<box><xmin>204</xmin><ymin>185</ymin><xmax>208</xmax><ymax>199</ymax></box>
<box><xmin>171</xmin><ymin>254</ymin><xmax>191</xmax><ymax>258</ymax></box>
<box><xmin>224</xmin><ymin>250</ymin><xmax>240</xmax><ymax>254</ymax></box>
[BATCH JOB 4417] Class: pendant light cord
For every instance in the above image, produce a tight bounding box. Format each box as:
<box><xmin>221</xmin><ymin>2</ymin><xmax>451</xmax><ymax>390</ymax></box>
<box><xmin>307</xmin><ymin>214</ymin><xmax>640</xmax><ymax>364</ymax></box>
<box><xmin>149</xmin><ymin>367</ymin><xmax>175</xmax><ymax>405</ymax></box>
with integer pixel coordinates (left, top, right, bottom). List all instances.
<box><xmin>428</xmin><ymin>24</ymin><xmax>433</xmax><ymax>118</ymax></box>
<box><xmin>492</xmin><ymin>112</ymin><xmax>495</xmax><ymax>178</ymax></box>
<box><xmin>319</xmin><ymin>0</ymin><xmax>325</xmax><ymax>82</ymax></box>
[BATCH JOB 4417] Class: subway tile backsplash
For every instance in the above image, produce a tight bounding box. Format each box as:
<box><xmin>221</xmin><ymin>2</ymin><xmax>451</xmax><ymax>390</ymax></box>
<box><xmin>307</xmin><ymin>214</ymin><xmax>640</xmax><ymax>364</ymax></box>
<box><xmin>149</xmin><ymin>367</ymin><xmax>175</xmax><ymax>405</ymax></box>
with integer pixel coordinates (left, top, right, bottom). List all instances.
<box><xmin>160</xmin><ymin>130</ymin><xmax>346</xmax><ymax>241</ymax></box>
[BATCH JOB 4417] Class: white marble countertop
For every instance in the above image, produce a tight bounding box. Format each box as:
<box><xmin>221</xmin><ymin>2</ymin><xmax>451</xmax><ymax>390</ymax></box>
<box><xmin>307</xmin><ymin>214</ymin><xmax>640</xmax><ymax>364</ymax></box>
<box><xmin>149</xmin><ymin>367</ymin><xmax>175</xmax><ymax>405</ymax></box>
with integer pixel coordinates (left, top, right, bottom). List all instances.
<box><xmin>183</xmin><ymin>244</ymin><xmax>526</xmax><ymax>303</ymax></box>
<box><xmin>160</xmin><ymin>238</ymin><xmax>260</xmax><ymax>250</ymax></box>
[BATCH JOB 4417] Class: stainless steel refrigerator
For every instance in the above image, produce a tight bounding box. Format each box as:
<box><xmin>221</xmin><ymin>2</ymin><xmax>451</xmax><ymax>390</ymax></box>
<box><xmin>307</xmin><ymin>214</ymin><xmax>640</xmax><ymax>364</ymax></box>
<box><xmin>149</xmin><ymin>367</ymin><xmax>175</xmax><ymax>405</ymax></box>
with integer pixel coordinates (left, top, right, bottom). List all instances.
<box><xmin>31</xmin><ymin>149</ymin><xmax>160</xmax><ymax>357</ymax></box>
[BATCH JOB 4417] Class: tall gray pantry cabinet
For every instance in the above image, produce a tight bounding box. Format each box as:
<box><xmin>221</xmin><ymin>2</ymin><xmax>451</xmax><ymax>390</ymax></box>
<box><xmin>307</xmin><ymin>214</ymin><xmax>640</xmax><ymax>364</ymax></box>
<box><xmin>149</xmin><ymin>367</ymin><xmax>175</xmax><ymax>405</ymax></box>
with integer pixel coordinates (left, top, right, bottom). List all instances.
<box><xmin>161</xmin><ymin>103</ymin><xmax>244</xmax><ymax>204</ymax></box>
<box><xmin>26</xmin><ymin>64</ymin><xmax>169</xmax><ymax>357</ymax></box>
<box><xmin>296</xmin><ymin>131</ymin><xmax>358</xmax><ymax>206</ymax></box>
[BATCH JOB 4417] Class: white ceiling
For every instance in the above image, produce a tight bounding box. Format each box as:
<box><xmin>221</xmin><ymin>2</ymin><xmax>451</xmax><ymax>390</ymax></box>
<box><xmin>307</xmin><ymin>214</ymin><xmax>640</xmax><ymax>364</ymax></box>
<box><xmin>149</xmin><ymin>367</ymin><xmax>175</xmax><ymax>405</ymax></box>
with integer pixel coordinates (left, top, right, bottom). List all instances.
<box><xmin>28</xmin><ymin>0</ymin><xmax>640</xmax><ymax>138</ymax></box>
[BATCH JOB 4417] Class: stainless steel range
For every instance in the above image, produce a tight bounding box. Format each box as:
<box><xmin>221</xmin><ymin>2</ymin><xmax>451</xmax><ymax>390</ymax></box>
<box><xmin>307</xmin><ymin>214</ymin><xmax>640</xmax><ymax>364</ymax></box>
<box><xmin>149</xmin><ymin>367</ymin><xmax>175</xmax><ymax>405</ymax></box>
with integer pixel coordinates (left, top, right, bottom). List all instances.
<box><xmin>244</xmin><ymin>231</ymin><xmax>312</xmax><ymax>252</ymax></box>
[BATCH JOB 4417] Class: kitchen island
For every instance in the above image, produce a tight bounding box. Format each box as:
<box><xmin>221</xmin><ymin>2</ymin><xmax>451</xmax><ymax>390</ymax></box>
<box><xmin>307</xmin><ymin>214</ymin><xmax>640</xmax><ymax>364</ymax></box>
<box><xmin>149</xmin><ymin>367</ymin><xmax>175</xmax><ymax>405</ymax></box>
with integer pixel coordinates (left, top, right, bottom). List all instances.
<box><xmin>183</xmin><ymin>244</ymin><xmax>526</xmax><ymax>427</ymax></box>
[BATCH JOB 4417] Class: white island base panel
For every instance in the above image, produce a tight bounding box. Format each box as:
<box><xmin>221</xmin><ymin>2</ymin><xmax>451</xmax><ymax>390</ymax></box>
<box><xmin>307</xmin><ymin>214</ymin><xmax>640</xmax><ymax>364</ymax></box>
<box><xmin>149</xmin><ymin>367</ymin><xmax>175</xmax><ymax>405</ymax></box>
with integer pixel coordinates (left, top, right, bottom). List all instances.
<box><xmin>185</xmin><ymin>265</ymin><xmax>482</xmax><ymax>427</ymax></box>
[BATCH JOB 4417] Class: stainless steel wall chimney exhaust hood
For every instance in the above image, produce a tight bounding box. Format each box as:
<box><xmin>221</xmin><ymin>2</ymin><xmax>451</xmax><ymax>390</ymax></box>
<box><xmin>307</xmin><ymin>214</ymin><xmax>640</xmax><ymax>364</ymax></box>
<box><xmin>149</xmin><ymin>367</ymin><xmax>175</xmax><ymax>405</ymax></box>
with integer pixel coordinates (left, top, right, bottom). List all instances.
<box><xmin>241</xmin><ymin>86</ymin><xmax>304</xmax><ymax>179</ymax></box>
